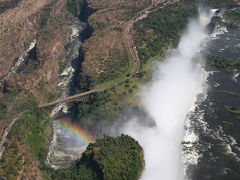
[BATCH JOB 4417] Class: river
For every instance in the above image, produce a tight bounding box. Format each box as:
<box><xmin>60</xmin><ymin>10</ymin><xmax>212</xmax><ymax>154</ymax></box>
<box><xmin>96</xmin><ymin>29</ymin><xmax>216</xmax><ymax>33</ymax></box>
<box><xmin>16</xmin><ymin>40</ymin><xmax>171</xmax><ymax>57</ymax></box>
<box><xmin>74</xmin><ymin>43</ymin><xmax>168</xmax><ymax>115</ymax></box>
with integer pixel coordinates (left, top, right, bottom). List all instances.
<box><xmin>185</xmin><ymin>8</ymin><xmax>240</xmax><ymax>180</ymax></box>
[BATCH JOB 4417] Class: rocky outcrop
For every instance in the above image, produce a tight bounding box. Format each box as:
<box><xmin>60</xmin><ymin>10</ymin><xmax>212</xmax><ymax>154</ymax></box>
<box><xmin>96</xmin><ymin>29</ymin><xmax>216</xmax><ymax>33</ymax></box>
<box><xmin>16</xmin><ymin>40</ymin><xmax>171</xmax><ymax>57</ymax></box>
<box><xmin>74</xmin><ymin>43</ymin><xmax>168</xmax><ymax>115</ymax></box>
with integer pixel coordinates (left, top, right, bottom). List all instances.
<box><xmin>7</xmin><ymin>39</ymin><xmax>36</xmax><ymax>77</ymax></box>
<box><xmin>47</xmin><ymin>18</ymin><xmax>87</xmax><ymax>169</ymax></box>
<box><xmin>0</xmin><ymin>0</ymin><xmax>76</xmax><ymax>104</ymax></box>
<box><xmin>0</xmin><ymin>0</ymin><xmax>50</xmax><ymax>77</ymax></box>
<box><xmin>51</xmin><ymin>18</ymin><xmax>87</xmax><ymax>116</ymax></box>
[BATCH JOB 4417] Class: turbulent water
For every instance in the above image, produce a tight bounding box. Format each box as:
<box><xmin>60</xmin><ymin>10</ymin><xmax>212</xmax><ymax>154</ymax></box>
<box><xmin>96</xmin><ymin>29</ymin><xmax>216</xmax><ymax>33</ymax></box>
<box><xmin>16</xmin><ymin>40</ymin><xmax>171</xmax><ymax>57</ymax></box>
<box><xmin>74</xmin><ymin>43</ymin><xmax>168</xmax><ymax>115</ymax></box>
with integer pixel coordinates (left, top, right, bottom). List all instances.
<box><xmin>0</xmin><ymin>39</ymin><xmax>36</xmax><ymax>86</ymax></box>
<box><xmin>7</xmin><ymin>39</ymin><xmax>36</xmax><ymax>76</ymax></box>
<box><xmin>126</xmin><ymin>8</ymin><xmax>240</xmax><ymax>180</ymax></box>
<box><xmin>47</xmin><ymin>19</ymin><xmax>87</xmax><ymax>168</ymax></box>
<box><xmin>47</xmin><ymin>116</ymin><xmax>88</xmax><ymax>169</ymax></box>
<box><xmin>185</xmin><ymin>9</ymin><xmax>240</xmax><ymax>180</ymax></box>
<box><xmin>120</xmin><ymin>9</ymin><xmax>215</xmax><ymax>180</ymax></box>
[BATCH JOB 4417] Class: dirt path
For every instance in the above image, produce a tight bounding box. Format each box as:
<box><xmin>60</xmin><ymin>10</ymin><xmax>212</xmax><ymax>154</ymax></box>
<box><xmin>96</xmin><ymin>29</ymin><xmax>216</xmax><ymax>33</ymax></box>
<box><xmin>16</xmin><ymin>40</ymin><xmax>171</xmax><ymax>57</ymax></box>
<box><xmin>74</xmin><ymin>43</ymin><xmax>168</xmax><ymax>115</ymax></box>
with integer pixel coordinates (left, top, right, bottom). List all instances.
<box><xmin>0</xmin><ymin>110</ymin><xmax>27</xmax><ymax>159</ymax></box>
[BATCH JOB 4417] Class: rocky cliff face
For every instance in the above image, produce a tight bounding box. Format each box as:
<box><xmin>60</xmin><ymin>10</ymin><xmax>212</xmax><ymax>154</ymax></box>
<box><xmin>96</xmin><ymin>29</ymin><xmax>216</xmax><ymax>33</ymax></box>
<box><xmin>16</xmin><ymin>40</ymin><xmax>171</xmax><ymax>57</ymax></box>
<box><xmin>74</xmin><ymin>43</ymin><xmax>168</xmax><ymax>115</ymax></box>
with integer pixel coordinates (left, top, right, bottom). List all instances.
<box><xmin>0</xmin><ymin>0</ymin><xmax>49</xmax><ymax>76</ymax></box>
<box><xmin>80</xmin><ymin>0</ymin><xmax>152</xmax><ymax>85</ymax></box>
<box><xmin>0</xmin><ymin>0</ymin><xmax>84</xmax><ymax>178</ymax></box>
<box><xmin>0</xmin><ymin>0</ymin><xmax>154</xmax><ymax>179</ymax></box>
<box><xmin>51</xmin><ymin>18</ymin><xmax>86</xmax><ymax>116</ymax></box>
<box><xmin>0</xmin><ymin>0</ymin><xmax>75</xmax><ymax>103</ymax></box>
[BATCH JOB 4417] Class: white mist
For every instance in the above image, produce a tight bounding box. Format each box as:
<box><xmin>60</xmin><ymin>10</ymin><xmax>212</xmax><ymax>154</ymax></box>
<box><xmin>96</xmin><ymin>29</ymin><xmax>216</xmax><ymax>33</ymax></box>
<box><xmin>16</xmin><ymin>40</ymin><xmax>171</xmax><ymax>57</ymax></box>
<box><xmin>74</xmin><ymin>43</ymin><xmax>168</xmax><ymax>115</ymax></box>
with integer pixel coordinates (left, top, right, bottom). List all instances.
<box><xmin>121</xmin><ymin>10</ymin><xmax>214</xmax><ymax>180</ymax></box>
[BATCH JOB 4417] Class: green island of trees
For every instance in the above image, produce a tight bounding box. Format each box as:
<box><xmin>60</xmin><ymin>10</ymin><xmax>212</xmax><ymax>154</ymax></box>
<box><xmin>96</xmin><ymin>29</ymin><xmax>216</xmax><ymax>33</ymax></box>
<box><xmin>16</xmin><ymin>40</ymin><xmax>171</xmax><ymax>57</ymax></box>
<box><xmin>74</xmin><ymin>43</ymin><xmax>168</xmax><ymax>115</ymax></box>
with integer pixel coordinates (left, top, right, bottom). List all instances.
<box><xmin>223</xmin><ymin>10</ymin><xmax>240</xmax><ymax>29</ymax></box>
<box><xmin>210</xmin><ymin>16</ymin><xmax>224</xmax><ymax>26</ymax></box>
<box><xmin>210</xmin><ymin>9</ymin><xmax>240</xmax><ymax>29</ymax></box>
<box><xmin>51</xmin><ymin>134</ymin><xmax>145</xmax><ymax>180</ymax></box>
<box><xmin>224</xmin><ymin>106</ymin><xmax>240</xmax><ymax>114</ymax></box>
<box><xmin>79</xmin><ymin>134</ymin><xmax>144</xmax><ymax>180</ymax></box>
<box><xmin>218</xmin><ymin>90</ymin><xmax>240</xmax><ymax>97</ymax></box>
<box><xmin>206</xmin><ymin>55</ymin><xmax>240</xmax><ymax>73</ymax></box>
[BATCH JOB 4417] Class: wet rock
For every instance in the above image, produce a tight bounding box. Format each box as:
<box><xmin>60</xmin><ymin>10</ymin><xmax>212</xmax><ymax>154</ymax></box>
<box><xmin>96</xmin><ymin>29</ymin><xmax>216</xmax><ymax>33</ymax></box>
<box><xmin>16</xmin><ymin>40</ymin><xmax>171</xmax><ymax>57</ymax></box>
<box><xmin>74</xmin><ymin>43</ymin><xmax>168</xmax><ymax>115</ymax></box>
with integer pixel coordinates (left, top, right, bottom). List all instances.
<box><xmin>51</xmin><ymin>18</ymin><xmax>87</xmax><ymax>116</ymax></box>
<box><xmin>47</xmin><ymin>18</ymin><xmax>87</xmax><ymax>168</ymax></box>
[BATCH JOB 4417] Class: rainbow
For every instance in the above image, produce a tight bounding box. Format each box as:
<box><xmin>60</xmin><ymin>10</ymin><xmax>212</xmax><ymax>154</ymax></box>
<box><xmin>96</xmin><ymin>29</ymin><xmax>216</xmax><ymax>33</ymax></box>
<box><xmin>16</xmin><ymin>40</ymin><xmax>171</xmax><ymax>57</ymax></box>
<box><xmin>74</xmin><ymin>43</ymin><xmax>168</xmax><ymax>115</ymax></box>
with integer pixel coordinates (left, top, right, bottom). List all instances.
<box><xmin>59</xmin><ymin>120</ymin><xmax>95</xmax><ymax>144</ymax></box>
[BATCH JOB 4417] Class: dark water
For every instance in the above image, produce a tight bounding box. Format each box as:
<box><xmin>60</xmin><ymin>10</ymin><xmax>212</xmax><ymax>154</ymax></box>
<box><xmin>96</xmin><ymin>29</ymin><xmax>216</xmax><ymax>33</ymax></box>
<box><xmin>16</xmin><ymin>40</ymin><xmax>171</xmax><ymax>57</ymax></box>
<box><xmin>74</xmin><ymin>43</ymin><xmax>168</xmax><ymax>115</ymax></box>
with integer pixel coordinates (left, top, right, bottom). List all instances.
<box><xmin>186</xmin><ymin>22</ymin><xmax>240</xmax><ymax>180</ymax></box>
<box><xmin>207</xmin><ymin>28</ymin><xmax>240</xmax><ymax>62</ymax></box>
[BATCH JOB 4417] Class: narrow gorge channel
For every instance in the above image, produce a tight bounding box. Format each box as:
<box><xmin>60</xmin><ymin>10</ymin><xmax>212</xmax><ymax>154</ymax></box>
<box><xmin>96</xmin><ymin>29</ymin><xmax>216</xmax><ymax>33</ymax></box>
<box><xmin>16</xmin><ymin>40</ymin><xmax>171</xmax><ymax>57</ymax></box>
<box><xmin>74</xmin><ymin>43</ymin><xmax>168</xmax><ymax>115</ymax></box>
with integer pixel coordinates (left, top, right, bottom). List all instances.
<box><xmin>0</xmin><ymin>39</ymin><xmax>36</xmax><ymax>87</ymax></box>
<box><xmin>46</xmin><ymin>4</ymin><xmax>95</xmax><ymax>168</ymax></box>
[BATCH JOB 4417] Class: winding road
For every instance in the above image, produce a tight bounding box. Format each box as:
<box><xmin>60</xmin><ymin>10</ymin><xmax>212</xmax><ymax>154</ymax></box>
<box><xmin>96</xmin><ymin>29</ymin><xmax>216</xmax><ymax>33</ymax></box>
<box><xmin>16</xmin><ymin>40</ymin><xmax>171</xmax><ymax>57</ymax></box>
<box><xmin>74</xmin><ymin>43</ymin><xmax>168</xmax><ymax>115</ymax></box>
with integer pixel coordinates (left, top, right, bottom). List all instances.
<box><xmin>0</xmin><ymin>110</ymin><xmax>27</xmax><ymax>159</ymax></box>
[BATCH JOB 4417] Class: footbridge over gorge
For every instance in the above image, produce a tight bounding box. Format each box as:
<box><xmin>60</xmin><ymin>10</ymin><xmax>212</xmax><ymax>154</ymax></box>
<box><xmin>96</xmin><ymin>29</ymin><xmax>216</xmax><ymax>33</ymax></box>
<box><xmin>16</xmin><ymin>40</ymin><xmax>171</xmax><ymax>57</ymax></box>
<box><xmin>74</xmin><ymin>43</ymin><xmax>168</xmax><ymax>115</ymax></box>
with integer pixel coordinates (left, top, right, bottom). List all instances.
<box><xmin>38</xmin><ymin>89</ymin><xmax>103</xmax><ymax>108</ymax></box>
<box><xmin>38</xmin><ymin>76</ymin><xmax>130</xmax><ymax>108</ymax></box>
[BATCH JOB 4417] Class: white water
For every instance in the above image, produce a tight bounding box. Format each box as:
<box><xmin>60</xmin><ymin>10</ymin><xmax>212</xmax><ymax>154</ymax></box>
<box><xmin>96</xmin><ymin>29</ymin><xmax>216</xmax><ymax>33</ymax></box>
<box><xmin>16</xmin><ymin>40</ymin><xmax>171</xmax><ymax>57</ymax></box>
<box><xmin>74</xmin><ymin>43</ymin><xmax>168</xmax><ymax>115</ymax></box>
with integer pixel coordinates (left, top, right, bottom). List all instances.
<box><xmin>47</xmin><ymin>20</ymin><xmax>87</xmax><ymax>168</ymax></box>
<box><xmin>0</xmin><ymin>39</ymin><xmax>36</xmax><ymax>86</ymax></box>
<box><xmin>120</xmin><ymin>10</ymin><xmax>215</xmax><ymax>180</ymax></box>
<box><xmin>8</xmin><ymin>39</ymin><xmax>36</xmax><ymax>76</ymax></box>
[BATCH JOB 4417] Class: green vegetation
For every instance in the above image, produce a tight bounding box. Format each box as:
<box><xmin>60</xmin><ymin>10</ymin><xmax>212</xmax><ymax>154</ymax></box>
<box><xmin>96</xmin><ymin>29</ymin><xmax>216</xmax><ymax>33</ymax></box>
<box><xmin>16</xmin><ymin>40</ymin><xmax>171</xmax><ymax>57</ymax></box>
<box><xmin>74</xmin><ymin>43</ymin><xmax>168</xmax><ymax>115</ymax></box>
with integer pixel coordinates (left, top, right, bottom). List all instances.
<box><xmin>79</xmin><ymin>134</ymin><xmax>144</xmax><ymax>180</ymax></box>
<box><xmin>71</xmin><ymin>90</ymin><xmax>122</xmax><ymax>133</ymax></box>
<box><xmin>5</xmin><ymin>0</ymin><xmax>239</xmax><ymax>178</ymax></box>
<box><xmin>0</xmin><ymin>0</ymin><xmax>20</xmax><ymax>14</ymax></box>
<box><xmin>0</xmin><ymin>101</ymin><xmax>7</xmax><ymax>121</ymax></box>
<box><xmin>44</xmin><ymin>93</ymin><xmax>56</xmax><ymax>103</ymax></box>
<box><xmin>97</xmin><ymin>47</ymin><xmax>131</xmax><ymax>85</ymax></box>
<box><xmin>211</xmin><ymin>16</ymin><xmax>224</xmax><ymax>26</ymax></box>
<box><xmin>206</xmin><ymin>55</ymin><xmax>240</xmax><ymax>73</ymax></box>
<box><xmin>223</xmin><ymin>10</ymin><xmax>240</xmax><ymax>28</ymax></box>
<box><xmin>12</xmin><ymin>108</ymin><xmax>51</xmax><ymax>164</ymax></box>
<box><xmin>210</xmin><ymin>10</ymin><xmax>240</xmax><ymax>29</ymax></box>
<box><xmin>218</xmin><ymin>90</ymin><xmax>240</xmax><ymax>97</ymax></box>
<box><xmin>66</xmin><ymin>0</ymin><xmax>87</xmax><ymax>17</ymax></box>
<box><xmin>133</xmin><ymin>1</ymin><xmax>198</xmax><ymax>64</ymax></box>
<box><xmin>72</xmin><ymin>61</ymin><xmax>157</xmax><ymax>134</ymax></box>
<box><xmin>121</xmin><ymin>0</ymin><xmax>152</xmax><ymax>21</ymax></box>
<box><xmin>0</xmin><ymin>141</ymin><xmax>23</xmax><ymax>179</ymax></box>
<box><xmin>0</xmin><ymin>96</ymin><xmax>144</xmax><ymax>180</ymax></box>
<box><xmin>0</xmin><ymin>105</ymin><xmax>51</xmax><ymax>179</ymax></box>
<box><xmin>222</xmin><ymin>121</ymin><xmax>234</xmax><ymax>126</ymax></box>
<box><xmin>73</xmin><ymin>1</ymin><xmax>200</xmax><ymax>131</ymax></box>
<box><xmin>41</xmin><ymin>135</ymin><xmax>144</xmax><ymax>180</ymax></box>
<box><xmin>0</xmin><ymin>92</ymin><xmax>37</xmax><ymax>122</ymax></box>
<box><xmin>224</xmin><ymin>106</ymin><xmax>240</xmax><ymax>114</ymax></box>
<box><xmin>39</xmin><ymin>0</ymin><xmax>57</xmax><ymax>28</ymax></box>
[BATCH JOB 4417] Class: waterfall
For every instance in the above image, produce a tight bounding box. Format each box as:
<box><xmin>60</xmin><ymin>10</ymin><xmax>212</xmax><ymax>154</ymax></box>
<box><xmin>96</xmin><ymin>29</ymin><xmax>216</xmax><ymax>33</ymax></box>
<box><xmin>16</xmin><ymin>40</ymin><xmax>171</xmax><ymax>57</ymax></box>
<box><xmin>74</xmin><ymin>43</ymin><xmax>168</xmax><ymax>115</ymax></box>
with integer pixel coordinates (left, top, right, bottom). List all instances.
<box><xmin>120</xmin><ymin>9</ymin><xmax>215</xmax><ymax>180</ymax></box>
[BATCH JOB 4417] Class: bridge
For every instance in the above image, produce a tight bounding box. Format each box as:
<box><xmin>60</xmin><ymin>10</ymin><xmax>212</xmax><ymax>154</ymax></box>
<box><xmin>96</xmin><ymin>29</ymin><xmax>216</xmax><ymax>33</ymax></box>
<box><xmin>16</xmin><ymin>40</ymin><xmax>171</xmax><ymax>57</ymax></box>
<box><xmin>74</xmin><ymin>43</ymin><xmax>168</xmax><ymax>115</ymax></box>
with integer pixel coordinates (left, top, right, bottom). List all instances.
<box><xmin>38</xmin><ymin>77</ymin><xmax>130</xmax><ymax>108</ymax></box>
<box><xmin>38</xmin><ymin>89</ymin><xmax>102</xmax><ymax>108</ymax></box>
